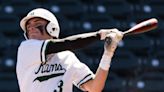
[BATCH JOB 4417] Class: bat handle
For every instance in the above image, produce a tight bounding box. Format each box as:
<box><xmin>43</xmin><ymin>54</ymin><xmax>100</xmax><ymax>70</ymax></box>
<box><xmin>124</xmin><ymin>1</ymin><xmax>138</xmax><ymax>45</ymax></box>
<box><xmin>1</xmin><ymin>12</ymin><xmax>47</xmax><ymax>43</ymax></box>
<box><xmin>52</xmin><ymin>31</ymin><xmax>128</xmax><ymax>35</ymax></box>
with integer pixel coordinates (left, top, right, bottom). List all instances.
<box><xmin>123</xmin><ymin>30</ymin><xmax>130</xmax><ymax>35</ymax></box>
<box><xmin>122</xmin><ymin>30</ymin><xmax>131</xmax><ymax>36</ymax></box>
<box><xmin>105</xmin><ymin>37</ymin><xmax>112</xmax><ymax>44</ymax></box>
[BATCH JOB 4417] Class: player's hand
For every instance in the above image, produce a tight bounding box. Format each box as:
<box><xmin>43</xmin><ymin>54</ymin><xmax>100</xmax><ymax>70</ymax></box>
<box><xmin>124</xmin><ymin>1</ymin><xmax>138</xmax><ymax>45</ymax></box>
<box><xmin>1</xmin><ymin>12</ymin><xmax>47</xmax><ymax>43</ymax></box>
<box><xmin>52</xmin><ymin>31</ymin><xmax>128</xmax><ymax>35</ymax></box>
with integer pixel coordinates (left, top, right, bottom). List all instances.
<box><xmin>104</xmin><ymin>29</ymin><xmax>123</xmax><ymax>54</ymax></box>
<box><xmin>98</xmin><ymin>29</ymin><xmax>123</xmax><ymax>71</ymax></box>
<box><xmin>98</xmin><ymin>28</ymin><xmax>118</xmax><ymax>40</ymax></box>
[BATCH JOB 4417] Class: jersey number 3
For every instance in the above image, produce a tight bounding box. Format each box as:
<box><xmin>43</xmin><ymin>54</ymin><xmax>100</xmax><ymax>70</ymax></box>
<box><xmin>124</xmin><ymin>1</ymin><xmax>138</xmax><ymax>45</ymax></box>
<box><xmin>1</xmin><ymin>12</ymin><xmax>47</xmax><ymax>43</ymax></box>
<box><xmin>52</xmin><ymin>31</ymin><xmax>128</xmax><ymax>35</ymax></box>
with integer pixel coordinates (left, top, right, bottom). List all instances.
<box><xmin>54</xmin><ymin>80</ymin><xmax>63</xmax><ymax>92</ymax></box>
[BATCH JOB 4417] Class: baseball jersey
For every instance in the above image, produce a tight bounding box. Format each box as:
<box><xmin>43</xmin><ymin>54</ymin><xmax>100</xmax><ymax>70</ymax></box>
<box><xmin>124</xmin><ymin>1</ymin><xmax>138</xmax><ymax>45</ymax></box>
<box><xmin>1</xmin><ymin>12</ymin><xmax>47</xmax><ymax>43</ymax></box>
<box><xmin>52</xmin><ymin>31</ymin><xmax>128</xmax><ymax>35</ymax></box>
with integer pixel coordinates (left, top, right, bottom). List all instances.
<box><xmin>16</xmin><ymin>39</ymin><xmax>95</xmax><ymax>92</ymax></box>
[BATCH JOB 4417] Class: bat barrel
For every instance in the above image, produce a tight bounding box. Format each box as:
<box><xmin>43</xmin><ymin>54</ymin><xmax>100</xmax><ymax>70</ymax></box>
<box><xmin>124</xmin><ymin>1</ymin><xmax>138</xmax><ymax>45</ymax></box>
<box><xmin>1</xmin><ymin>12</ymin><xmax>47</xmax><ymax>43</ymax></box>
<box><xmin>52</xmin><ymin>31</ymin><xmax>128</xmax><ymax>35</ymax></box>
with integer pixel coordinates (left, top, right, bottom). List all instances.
<box><xmin>124</xmin><ymin>18</ymin><xmax>158</xmax><ymax>36</ymax></box>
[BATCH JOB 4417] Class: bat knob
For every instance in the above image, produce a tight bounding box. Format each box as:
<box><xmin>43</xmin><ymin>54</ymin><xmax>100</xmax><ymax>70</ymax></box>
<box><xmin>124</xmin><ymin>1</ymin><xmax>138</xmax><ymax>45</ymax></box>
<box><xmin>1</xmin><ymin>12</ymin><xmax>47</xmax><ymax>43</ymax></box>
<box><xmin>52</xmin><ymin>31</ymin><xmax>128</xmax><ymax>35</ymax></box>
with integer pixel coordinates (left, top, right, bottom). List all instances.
<box><xmin>105</xmin><ymin>37</ymin><xmax>112</xmax><ymax>45</ymax></box>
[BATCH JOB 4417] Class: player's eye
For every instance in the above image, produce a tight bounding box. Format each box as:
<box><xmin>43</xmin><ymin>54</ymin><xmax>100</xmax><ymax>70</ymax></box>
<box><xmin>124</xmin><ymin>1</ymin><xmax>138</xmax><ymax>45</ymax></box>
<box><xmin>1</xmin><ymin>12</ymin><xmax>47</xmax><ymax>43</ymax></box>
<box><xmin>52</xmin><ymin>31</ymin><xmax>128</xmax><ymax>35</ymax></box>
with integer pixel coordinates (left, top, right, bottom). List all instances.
<box><xmin>36</xmin><ymin>25</ymin><xmax>45</xmax><ymax>33</ymax></box>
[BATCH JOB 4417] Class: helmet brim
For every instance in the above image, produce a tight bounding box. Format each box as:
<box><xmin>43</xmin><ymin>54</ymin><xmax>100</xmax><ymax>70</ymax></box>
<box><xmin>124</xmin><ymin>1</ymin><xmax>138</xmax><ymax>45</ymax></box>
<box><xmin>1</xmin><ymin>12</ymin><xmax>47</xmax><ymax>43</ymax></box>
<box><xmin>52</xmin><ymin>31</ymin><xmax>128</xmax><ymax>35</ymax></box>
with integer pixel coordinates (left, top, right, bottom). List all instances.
<box><xmin>20</xmin><ymin>15</ymin><xmax>44</xmax><ymax>32</ymax></box>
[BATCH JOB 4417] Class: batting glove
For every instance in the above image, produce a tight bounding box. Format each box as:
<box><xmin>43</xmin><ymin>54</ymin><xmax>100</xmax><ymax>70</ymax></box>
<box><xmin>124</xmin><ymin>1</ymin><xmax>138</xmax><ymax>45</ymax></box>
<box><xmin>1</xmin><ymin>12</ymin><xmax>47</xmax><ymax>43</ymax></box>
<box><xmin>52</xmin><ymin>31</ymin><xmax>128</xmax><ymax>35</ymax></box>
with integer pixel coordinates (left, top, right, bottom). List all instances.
<box><xmin>104</xmin><ymin>29</ymin><xmax>123</xmax><ymax>53</ymax></box>
<box><xmin>98</xmin><ymin>29</ymin><xmax>116</xmax><ymax>40</ymax></box>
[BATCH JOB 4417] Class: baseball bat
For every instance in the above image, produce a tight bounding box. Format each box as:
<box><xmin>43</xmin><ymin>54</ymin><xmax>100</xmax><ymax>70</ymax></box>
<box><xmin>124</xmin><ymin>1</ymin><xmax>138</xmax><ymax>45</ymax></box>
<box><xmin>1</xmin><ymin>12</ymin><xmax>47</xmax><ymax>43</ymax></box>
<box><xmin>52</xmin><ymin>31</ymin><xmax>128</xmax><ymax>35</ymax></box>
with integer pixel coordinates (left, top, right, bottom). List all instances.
<box><xmin>46</xmin><ymin>18</ymin><xmax>158</xmax><ymax>54</ymax></box>
<box><xmin>123</xmin><ymin>18</ymin><xmax>158</xmax><ymax>36</ymax></box>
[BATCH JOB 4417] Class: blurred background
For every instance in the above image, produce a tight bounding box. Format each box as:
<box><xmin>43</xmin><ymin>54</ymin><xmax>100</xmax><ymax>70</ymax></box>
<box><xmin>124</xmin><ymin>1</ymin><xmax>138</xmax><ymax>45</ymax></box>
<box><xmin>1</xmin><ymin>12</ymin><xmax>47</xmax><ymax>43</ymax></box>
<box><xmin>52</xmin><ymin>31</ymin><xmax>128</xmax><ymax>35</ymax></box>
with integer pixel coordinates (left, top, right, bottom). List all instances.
<box><xmin>0</xmin><ymin>0</ymin><xmax>164</xmax><ymax>92</ymax></box>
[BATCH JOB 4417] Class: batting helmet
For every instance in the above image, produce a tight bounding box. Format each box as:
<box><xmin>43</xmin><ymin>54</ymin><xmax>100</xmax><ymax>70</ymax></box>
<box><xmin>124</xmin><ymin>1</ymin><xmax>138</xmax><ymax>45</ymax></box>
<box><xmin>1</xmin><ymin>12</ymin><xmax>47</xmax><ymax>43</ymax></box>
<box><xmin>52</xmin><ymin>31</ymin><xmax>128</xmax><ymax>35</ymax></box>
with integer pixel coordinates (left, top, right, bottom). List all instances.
<box><xmin>20</xmin><ymin>8</ymin><xmax>60</xmax><ymax>39</ymax></box>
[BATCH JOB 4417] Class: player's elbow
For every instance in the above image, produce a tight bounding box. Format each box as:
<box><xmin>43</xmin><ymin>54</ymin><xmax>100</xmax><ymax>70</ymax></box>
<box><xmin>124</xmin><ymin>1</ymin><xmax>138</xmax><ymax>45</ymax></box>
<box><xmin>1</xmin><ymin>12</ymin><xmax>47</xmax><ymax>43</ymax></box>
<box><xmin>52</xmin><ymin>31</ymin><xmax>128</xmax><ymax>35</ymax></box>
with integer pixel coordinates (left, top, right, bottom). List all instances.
<box><xmin>89</xmin><ymin>86</ymin><xmax>104</xmax><ymax>92</ymax></box>
<box><xmin>88</xmin><ymin>82</ymin><xmax>105</xmax><ymax>92</ymax></box>
<box><xmin>81</xmin><ymin>80</ymin><xmax>105</xmax><ymax>92</ymax></box>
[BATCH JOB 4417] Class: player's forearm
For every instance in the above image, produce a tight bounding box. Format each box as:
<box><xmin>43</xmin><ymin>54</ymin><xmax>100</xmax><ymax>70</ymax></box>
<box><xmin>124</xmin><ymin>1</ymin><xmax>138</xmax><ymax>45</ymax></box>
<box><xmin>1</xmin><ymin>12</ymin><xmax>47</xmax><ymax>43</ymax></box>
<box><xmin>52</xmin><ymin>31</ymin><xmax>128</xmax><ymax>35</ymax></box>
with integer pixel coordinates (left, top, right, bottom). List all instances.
<box><xmin>81</xmin><ymin>68</ymin><xmax>109</xmax><ymax>92</ymax></box>
<box><xmin>91</xmin><ymin>53</ymin><xmax>113</xmax><ymax>92</ymax></box>
<box><xmin>45</xmin><ymin>31</ymin><xmax>101</xmax><ymax>54</ymax></box>
<box><xmin>81</xmin><ymin>51</ymin><xmax>114</xmax><ymax>92</ymax></box>
<box><xmin>92</xmin><ymin>68</ymin><xmax>109</xmax><ymax>92</ymax></box>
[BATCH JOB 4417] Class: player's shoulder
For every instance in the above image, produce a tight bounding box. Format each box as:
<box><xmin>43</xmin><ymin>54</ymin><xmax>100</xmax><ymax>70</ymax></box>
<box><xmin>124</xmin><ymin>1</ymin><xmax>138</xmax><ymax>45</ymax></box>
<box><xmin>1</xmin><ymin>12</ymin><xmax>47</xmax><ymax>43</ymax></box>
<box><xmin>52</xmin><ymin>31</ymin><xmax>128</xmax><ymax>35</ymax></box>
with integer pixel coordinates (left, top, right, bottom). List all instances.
<box><xmin>19</xmin><ymin>39</ymin><xmax>44</xmax><ymax>47</ymax></box>
<box><xmin>57</xmin><ymin>51</ymin><xmax>75</xmax><ymax>57</ymax></box>
<box><xmin>56</xmin><ymin>51</ymin><xmax>78</xmax><ymax>64</ymax></box>
<box><xmin>55</xmin><ymin>51</ymin><xmax>77</xmax><ymax>60</ymax></box>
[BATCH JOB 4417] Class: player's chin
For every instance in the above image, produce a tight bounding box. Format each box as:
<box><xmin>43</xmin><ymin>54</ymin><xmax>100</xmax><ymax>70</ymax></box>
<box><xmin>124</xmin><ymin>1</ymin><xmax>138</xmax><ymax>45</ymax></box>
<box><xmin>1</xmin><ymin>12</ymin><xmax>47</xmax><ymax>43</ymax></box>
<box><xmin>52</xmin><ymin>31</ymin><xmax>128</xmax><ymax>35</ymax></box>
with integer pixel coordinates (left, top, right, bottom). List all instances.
<box><xmin>28</xmin><ymin>34</ymin><xmax>41</xmax><ymax>39</ymax></box>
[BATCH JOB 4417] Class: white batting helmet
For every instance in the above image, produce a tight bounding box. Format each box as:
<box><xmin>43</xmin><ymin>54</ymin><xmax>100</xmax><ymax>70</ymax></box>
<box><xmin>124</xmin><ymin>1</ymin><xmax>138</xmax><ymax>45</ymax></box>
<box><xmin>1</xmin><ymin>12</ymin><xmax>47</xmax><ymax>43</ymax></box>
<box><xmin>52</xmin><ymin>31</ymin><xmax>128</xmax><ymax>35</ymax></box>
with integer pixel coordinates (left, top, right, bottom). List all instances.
<box><xmin>20</xmin><ymin>8</ymin><xmax>60</xmax><ymax>39</ymax></box>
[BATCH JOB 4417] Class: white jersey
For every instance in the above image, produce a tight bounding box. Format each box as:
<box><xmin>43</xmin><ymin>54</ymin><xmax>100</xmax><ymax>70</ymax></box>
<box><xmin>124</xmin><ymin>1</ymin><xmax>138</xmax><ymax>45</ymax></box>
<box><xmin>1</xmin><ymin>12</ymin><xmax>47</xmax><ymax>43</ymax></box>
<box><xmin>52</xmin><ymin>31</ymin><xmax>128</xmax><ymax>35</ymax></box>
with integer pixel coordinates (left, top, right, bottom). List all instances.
<box><xmin>16</xmin><ymin>39</ymin><xmax>95</xmax><ymax>92</ymax></box>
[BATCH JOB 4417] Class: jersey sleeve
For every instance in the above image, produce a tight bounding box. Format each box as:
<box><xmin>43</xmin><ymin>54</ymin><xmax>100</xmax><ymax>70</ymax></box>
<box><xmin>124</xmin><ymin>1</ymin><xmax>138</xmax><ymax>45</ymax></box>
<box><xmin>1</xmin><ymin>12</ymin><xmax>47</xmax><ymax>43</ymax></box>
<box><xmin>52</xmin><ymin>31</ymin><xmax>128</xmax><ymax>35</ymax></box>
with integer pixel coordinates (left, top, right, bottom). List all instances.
<box><xmin>70</xmin><ymin>53</ymin><xmax>95</xmax><ymax>90</ymax></box>
<box><xmin>44</xmin><ymin>32</ymin><xmax>100</xmax><ymax>54</ymax></box>
<box><xmin>18</xmin><ymin>39</ymin><xmax>48</xmax><ymax>64</ymax></box>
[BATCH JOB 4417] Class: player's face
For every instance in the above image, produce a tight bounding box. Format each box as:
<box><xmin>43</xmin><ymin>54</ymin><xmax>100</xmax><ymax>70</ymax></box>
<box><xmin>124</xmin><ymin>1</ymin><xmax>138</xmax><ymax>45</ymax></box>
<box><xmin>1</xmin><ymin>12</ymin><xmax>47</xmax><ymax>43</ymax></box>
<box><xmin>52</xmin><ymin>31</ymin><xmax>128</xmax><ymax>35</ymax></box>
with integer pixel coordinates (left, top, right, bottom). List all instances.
<box><xmin>26</xmin><ymin>17</ymin><xmax>53</xmax><ymax>40</ymax></box>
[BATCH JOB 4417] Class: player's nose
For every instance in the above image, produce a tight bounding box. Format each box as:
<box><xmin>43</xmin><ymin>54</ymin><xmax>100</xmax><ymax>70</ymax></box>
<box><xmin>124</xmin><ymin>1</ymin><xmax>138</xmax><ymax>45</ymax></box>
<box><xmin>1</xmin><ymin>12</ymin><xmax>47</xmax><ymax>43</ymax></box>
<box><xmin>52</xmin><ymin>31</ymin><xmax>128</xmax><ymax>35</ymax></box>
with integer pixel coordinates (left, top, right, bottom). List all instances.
<box><xmin>29</xmin><ymin>26</ymin><xmax>37</xmax><ymax>31</ymax></box>
<box><xmin>28</xmin><ymin>26</ymin><xmax>38</xmax><ymax>33</ymax></box>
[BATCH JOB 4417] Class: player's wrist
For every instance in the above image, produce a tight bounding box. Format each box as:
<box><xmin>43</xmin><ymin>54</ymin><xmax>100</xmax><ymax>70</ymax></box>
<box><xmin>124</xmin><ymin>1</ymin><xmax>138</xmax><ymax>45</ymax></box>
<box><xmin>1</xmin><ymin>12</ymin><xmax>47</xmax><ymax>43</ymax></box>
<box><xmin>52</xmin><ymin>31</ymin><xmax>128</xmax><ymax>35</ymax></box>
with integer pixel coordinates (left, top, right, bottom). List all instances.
<box><xmin>99</xmin><ymin>53</ymin><xmax>113</xmax><ymax>71</ymax></box>
<box><xmin>103</xmin><ymin>50</ymin><xmax>115</xmax><ymax>57</ymax></box>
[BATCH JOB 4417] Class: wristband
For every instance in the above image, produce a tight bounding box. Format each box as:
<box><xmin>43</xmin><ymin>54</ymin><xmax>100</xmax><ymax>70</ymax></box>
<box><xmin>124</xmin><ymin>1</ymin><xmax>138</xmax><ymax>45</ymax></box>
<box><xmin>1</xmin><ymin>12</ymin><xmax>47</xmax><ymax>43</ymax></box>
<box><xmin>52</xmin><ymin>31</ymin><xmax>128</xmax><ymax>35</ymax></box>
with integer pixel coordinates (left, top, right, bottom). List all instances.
<box><xmin>99</xmin><ymin>54</ymin><xmax>112</xmax><ymax>71</ymax></box>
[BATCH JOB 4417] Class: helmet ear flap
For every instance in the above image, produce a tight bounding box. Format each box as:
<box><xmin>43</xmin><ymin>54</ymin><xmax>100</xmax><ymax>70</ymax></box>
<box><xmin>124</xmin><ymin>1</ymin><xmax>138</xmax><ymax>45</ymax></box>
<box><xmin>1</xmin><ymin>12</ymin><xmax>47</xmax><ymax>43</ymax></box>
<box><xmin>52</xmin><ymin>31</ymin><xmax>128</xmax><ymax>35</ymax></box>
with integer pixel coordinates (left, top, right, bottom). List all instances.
<box><xmin>46</xmin><ymin>22</ymin><xmax>59</xmax><ymax>38</ymax></box>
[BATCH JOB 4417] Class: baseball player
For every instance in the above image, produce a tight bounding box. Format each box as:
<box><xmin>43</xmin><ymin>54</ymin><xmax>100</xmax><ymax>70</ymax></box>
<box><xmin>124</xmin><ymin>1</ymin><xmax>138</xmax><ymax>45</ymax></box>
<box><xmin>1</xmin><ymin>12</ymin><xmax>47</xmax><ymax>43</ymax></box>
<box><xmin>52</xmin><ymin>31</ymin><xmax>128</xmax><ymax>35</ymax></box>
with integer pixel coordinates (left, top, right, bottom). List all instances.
<box><xmin>16</xmin><ymin>8</ymin><xmax>123</xmax><ymax>92</ymax></box>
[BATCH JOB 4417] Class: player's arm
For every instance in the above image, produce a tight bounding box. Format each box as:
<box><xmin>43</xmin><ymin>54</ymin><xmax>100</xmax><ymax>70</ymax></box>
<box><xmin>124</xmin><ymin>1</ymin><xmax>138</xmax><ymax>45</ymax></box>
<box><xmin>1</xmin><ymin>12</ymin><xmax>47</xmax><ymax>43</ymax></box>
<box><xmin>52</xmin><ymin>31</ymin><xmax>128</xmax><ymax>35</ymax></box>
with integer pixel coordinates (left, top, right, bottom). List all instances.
<box><xmin>44</xmin><ymin>29</ymin><xmax>114</xmax><ymax>55</ymax></box>
<box><xmin>45</xmin><ymin>31</ymin><xmax>100</xmax><ymax>54</ymax></box>
<box><xmin>80</xmin><ymin>29</ymin><xmax>123</xmax><ymax>92</ymax></box>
